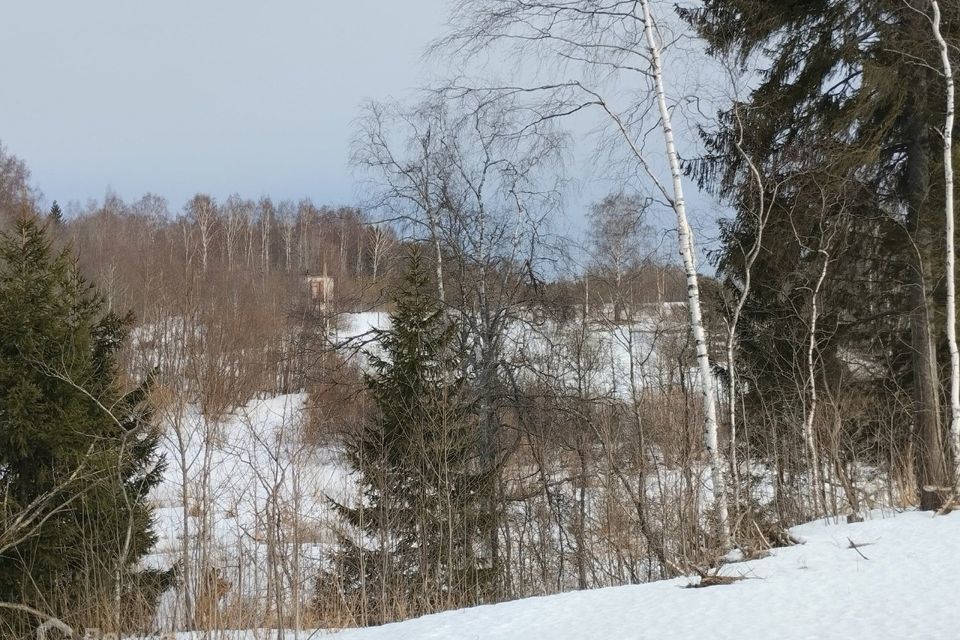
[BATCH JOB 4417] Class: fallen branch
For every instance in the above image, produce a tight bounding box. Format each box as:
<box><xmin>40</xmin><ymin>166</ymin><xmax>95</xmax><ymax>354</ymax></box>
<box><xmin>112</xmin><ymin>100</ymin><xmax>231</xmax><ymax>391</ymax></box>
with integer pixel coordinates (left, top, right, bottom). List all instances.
<box><xmin>0</xmin><ymin>602</ymin><xmax>72</xmax><ymax>637</ymax></box>
<box><xmin>847</xmin><ymin>538</ymin><xmax>871</xmax><ymax>561</ymax></box>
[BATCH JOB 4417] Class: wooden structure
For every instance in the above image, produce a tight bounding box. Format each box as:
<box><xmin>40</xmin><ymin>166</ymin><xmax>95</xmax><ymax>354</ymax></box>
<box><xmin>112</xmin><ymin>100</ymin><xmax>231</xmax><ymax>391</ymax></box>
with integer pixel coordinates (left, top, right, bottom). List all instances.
<box><xmin>304</xmin><ymin>274</ymin><xmax>334</xmax><ymax>310</ymax></box>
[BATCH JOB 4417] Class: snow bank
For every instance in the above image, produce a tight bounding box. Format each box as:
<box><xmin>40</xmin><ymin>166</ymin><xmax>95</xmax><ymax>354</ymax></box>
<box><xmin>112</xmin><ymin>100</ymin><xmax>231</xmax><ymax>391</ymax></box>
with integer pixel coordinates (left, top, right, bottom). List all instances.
<box><xmin>159</xmin><ymin>509</ymin><xmax>958</xmax><ymax>639</ymax></box>
<box><xmin>328</xmin><ymin>509</ymin><xmax>958</xmax><ymax>640</ymax></box>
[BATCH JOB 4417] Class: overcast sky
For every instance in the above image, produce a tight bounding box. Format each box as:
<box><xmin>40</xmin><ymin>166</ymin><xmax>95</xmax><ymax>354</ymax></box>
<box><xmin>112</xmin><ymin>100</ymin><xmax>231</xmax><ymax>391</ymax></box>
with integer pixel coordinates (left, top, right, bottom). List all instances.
<box><xmin>0</xmin><ymin>1</ymin><xmax>448</xmax><ymax>211</ymax></box>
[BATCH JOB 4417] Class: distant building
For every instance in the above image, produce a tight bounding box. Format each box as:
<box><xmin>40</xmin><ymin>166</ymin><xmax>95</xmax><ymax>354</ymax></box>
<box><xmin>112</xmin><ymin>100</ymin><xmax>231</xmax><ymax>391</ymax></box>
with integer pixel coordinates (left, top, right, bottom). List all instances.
<box><xmin>305</xmin><ymin>274</ymin><xmax>334</xmax><ymax>309</ymax></box>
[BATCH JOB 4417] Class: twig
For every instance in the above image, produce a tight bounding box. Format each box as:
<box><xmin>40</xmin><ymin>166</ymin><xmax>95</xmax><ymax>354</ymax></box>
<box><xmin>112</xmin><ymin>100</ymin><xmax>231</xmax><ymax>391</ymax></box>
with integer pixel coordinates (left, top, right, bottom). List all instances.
<box><xmin>847</xmin><ymin>538</ymin><xmax>871</xmax><ymax>560</ymax></box>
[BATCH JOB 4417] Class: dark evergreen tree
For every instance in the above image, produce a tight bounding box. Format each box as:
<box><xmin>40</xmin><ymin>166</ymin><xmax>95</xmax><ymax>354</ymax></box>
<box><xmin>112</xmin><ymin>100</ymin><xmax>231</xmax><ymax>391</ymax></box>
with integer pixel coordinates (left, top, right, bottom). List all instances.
<box><xmin>47</xmin><ymin>200</ymin><xmax>63</xmax><ymax>225</ymax></box>
<box><xmin>683</xmin><ymin>0</ymin><xmax>960</xmax><ymax>509</ymax></box>
<box><xmin>321</xmin><ymin>248</ymin><xmax>490</xmax><ymax>625</ymax></box>
<box><xmin>0</xmin><ymin>216</ymin><xmax>168</xmax><ymax>636</ymax></box>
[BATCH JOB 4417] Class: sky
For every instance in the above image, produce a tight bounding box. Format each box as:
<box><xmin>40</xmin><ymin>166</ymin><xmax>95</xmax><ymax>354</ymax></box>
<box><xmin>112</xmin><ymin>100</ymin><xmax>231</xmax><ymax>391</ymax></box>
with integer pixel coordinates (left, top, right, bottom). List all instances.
<box><xmin>0</xmin><ymin>1</ymin><xmax>727</xmax><ymax>263</ymax></box>
<box><xmin>0</xmin><ymin>1</ymin><xmax>449</xmax><ymax>211</ymax></box>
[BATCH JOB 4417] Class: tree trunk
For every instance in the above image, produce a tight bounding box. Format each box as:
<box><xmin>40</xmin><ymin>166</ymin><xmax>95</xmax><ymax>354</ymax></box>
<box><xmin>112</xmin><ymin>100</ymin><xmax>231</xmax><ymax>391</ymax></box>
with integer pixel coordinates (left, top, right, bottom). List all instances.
<box><xmin>906</xmin><ymin>79</ymin><xmax>949</xmax><ymax>510</ymax></box>
<box><xmin>803</xmin><ymin>248</ymin><xmax>830</xmax><ymax>515</ymax></box>
<box><xmin>932</xmin><ymin>0</ymin><xmax>960</xmax><ymax>493</ymax></box>
<box><xmin>640</xmin><ymin>0</ymin><xmax>729</xmax><ymax>546</ymax></box>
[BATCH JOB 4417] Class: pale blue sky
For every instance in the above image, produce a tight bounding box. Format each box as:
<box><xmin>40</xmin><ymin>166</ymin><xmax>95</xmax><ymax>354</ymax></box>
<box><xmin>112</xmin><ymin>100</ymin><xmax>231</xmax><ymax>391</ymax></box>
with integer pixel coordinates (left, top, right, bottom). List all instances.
<box><xmin>0</xmin><ymin>1</ymin><xmax>448</xmax><ymax>210</ymax></box>
<box><xmin>0</xmin><ymin>1</ymin><xmax>726</xmax><ymax>265</ymax></box>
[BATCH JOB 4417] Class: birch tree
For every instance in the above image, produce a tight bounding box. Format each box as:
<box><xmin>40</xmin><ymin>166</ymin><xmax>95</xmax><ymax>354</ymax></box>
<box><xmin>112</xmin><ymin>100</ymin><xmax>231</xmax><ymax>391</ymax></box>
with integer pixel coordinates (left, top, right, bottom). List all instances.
<box><xmin>433</xmin><ymin>93</ymin><xmax>563</xmax><ymax>578</ymax></box>
<box><xmin>588</xmin><ymin>193</ymin><xmax>649</xmax><ymax>323</ymax></box>
<box><xmin>186</xmin><ymin>194</ymin><xmax>219</xmax><ymax>275</ymax></box>
<box><xmin>928</xmin><ymin>0</ymin><xmax>960</xmax><ymax>492</ymax></box>
<box><xmin>352</xmin><ymin>100</ymin><xmax>451</xmax><ymax>303</ymax></box>
<box><xmin>440</xmin><ymin>0</ymin><xmax>731</xmax><ymax>547</ymax></box>
<box><xmin>223</xmin><ymin>194</ymin><xmax>247</xmax><ymax>272</ymax></box>
<box><xmin>298</xmin><ymin>199</ymin><xmax>318</xmax><ymax>272</ymax></box>
<box><xmin>800</xmin><ymin>224</ymin><xmax>833</xmax><ymax>516</ymax></box>
<box><xmin>259</xmin><ymin>197</ymin><xmax>274</xmax><ymax>274</ymax></box>
<box><xmin>706</xmin><ymin>84</ymin><xmax>778</xmax><ymax>509</ymax></box>
<box><xmin>367</xmin><ymin>223</ymin><xmax>394</xmax><ymax>282</ymax></box>
<box><xmin>278</xmin><ymin>200</ymin><xmax>297</xmax><ymax>273</ymax></box>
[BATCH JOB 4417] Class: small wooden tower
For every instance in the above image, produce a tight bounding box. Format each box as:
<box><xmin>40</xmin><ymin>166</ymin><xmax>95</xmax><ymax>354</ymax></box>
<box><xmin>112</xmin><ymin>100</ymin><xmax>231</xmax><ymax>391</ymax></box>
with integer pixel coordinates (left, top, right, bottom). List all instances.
<box><xmin>304</xmin><ymin>265</ymin><xmax>334</xmax><ymax>312</ymax></box>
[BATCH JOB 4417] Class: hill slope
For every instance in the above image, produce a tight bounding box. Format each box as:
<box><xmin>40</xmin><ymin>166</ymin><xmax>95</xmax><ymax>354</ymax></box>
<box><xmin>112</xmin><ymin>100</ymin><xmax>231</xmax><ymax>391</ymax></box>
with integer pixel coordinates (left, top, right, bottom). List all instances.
<box><xmin>329</xmin><ymin>510</ymin><xmax>957</xmax><ymax>640</ymax></box>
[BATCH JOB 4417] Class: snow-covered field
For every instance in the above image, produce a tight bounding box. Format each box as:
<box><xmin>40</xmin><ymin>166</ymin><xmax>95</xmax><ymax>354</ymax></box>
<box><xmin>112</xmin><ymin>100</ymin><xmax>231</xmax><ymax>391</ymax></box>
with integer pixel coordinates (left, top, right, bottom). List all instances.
<box><xmin>149</xmin><ymin>393</ymin><xmax>354</xmax><ymax>626</ymax></box>
<box><xmin>157</xmin><ymin>509</ymin><xmax>959</xmax><ymax>639</ymax></box>
<box><xmin>336</xmin><ymin>306</ymin><xmax>698</xmax><ymax>397</ymax></box>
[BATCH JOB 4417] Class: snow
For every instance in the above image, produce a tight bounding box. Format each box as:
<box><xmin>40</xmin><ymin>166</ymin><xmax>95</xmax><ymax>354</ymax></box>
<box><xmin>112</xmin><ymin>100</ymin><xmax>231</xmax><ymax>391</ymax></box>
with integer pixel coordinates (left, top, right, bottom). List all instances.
<box><xmin>144</xmin><ymin>310</ymin><xmax>951</xmax><ymax>638</ymax></box>
<box><xmin>327</xmin><ymin>510</ymin><xmax>958</xmax><ymax>640</ymax></box>
<box><xmin>148</xmin><ymin>393</ymin><xmax>355</xmax><ymax>625</ymax></box>
<box><xmin>336</xmin><ymin>311</ymin><xmax>392</xmax><ymax>342</ymax></box>
<box><xmin>333</xmin><ymin>306</ymin><xmax>699</xmax><ymax>397</ymax></box>
<box><xmin>157</xmin><ymin>509</ymin><xmax>959</xmax><ymax>639</ymax></box>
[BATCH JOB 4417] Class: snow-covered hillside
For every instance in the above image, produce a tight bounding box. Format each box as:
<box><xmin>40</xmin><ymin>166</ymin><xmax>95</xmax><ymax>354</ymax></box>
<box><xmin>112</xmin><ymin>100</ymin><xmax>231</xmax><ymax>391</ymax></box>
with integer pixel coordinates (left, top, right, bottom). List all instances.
<box><xmin>327</xmin><ymin>510</ymin><xmax>957</xmax><ymax>639</ymax></box>
<box><xmin>148</xmin><ymin>393</ymin><xmax>354</xmax><ymax>628</ymax></box>
<box><xmin>334</xmin><ymin>306</ymin><xmax>698</xmax><ymax>397</ymax></box>
<box><xmin>146</xmin><ymin>311</ymin><xmax>941</xmax><ymax>638</ymax></box>
<box><xmin>163</xmin><ymin>509</ymin><xmax>959</xmax><ymax>639</ymax></box>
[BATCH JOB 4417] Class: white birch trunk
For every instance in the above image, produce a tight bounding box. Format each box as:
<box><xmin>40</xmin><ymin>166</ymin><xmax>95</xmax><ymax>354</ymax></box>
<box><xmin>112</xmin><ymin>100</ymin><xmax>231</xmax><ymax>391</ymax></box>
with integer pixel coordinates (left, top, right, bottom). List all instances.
<box><xmin>932</xmin><ymin>0</ymin><xmax>960</xmax><ymax>490</ymax></box>
<box><xmin>261</xmin><ymin>206</ymin><xmax>272</xmax><ymax>274</ymax></box>
<box><xmin>199</xmin><ymin>223</ymin><xmax>210</xmax><ymax>274</ymax></box>
<box><xmin>640</xmin><ymin>0</ymin><xmax>730</xmax><ymax>546</ymax></box>
<box><xmin>429</xmin><ymin>213</ymin><xmax>445</xmax><ymax>304</ymax></box>
<box><xmin>725</xmin><ymin>327</ymin><xmax>739</xmax><ymax>498</ymax></box>
<box><xmin>727</xmin><ymin>124</ymin><xmax>772</xmax><ymax>507</ymax></box>
<box><xmin>804</xmin><ymin>249</ymin><xmax>829</xmax><ymax>515</ymax></box>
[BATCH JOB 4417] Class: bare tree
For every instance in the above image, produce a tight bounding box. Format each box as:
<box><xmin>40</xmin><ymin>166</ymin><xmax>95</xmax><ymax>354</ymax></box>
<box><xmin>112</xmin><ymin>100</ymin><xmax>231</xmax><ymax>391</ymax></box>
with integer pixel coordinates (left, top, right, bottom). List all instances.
<box><xmin>930</xmin><ymin>0</ymin><xmax>960</xmax><ymax>492</ymax></box>
<box><xmin>367</xmin><ymin>223</ymin><xmax>394</xmax><ymax>282</ymax></box>
<box><xmin>223</xmin><ymin>194</ymin><xmax>248</xmax><ymax>272</ymax></box>
<box><xmin>588</xmin><ymin>192</ymin><xmax>650</xmax><ymax>323</ymax></box>
<box><xmin>186</xmin><ymin>194</ymin><xmax>219</xmax><ymax>274</ymax></box>
<box><xmin>439</xmin><ymin>0</ymin><xmax>731</xmax><ymax>547</ymax></box>
<box><xmin>278</xmin><ymin>200</ymin><xmax>297</xmax><ymax>273</ymax></box>
<box><xmin>352</xmin><ymin>100</ymin><xmax>453</xmax><ymax>302</ymax></box>
<box><xmin>436</xmin><ymin>93</ymin><xmax>564</xmax><ymax>582</ymax></box>
<box><xmin>260</xmin><ymin>197</ymin><xmax>274</xmax><ymax>274</ymax></box>
<box><xmin>716</xmin><ymin>94</ymin><xmax>778</xmax><ymax>510</ymax></box>
<box><xmin>298</xmin><ymin>199</ymin><xmax>318</xmax><ymax>272</ymax></box>
<box><xmin>0</xmin><ymin>143</ymin><xmax>40</xmax><ymax>229</ymax></box>
<box><xmin>798</xmin><ymin>219</ymin><xmax>833</xmax><ymax>516</ymax></box>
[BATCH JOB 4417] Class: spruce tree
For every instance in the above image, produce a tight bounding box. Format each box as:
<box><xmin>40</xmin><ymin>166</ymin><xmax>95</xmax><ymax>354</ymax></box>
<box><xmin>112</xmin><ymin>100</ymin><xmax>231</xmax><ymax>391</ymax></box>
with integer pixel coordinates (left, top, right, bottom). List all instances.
<box><xmin>47</xmin><ymin>200</ymin><xmax>63</xmax><ymax>225</ymax></box>
<box><xmin>0</xmin><ymin>216</ymin><xmax>168</xmax><ymax>635</ymax></box>
<box><xmin>683</xmin><ymin>0</ymin><xmax>960</xmax><ymax>509</ymax></box>
<box><xmin>323</xmin><ymin>248</ymin><xmax>489</xmax><ymax>624</ymax></box>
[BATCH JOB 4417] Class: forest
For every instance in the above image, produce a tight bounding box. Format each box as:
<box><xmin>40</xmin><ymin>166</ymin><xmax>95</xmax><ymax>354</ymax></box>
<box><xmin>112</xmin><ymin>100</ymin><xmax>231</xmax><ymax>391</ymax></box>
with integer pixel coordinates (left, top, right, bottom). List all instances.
<box><xmin>1</xmin><ymin>0</ymin><xmax>959</xmax><ymax>638</ymax></box>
